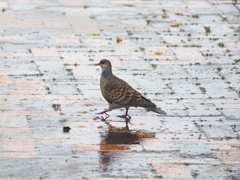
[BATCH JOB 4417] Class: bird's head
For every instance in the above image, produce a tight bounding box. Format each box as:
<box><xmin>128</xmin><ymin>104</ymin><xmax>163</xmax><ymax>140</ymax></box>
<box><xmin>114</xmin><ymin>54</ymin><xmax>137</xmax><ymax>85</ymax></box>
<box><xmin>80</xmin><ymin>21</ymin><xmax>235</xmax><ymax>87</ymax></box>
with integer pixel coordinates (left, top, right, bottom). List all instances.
<box><xmin>96</xmin><ymin>59</ymin><xmax>112</xmax><ymax>70</ymax></box>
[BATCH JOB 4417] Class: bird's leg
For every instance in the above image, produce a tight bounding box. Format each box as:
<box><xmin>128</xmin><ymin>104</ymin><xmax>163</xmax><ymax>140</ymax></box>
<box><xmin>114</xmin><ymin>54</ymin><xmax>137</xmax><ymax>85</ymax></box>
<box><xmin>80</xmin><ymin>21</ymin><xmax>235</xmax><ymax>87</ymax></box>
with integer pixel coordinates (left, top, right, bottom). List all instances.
<box><xmin>96</xmin><ymin>110</ymin><xmax>109</xmax><ymax>117</ymax></box>
<box><xmin>117</xmin><ymin>108</ymin><xmax>131</xmax><ymax>119</ymax></box>
<box><xmin>96</xmin><ymin>110</ymin><xmax>110</xmax><ymax>121</ymax></box>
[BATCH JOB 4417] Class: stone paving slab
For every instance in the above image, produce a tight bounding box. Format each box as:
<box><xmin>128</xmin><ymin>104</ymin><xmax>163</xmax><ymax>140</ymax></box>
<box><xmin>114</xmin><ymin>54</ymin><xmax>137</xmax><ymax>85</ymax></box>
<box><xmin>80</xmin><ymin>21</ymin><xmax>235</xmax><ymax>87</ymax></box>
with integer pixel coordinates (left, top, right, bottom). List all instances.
<box><xmin>0</xmin><ymin>0</ymin><xmax>240</xmax><ymax>179</ymax></box>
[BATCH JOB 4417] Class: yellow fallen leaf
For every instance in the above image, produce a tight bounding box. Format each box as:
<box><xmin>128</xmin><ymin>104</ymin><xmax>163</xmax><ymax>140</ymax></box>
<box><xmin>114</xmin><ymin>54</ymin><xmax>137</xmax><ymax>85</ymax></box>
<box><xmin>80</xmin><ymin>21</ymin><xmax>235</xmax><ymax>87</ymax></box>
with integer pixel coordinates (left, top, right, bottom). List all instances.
<box><xmin>154</xmin><ymin>51</ymin><xmax>163</xmax><ymax>55</ymax></box>
<box><xmin>156</xmin><ymin>106</ymin><xmax>161</xmax><ymax>109</ymax></box>
<box><xmin>88</xmin><ymin>33</ymin><xmax>100</xmax><ymax>36</ymax></box>
<box><xmin>116</xmin><ymin>37</ymin><xmax>122</xmax><ymax>43</ymax></box>
<box><xmin>44</xmin><ymin>70</ymin><xmax>48</xmax><ymax>72</ymax></box>
<box><xmin>153</xmin><ymin>98</ymin><xmax>163</xmax><ymax>101</ymax></box>
<box><xmin>77</xmin><ymin>111</ymin><xmax>87</xmax><ymax>114</ymax></box>
<box><xmin>34</xmin><ymin>6</ymin><xmax>45</xmax><ymax>9</ymax></box>
<box><xmin>0</xmin><ymin>81</ymin><xmax>5</xmax><ymax>83</ymax></box>
<box><xmin>173</xmin><ymin>112</ymin><xmax>178</xmax><ymax>115</ymax></box>
<box><xmin>1</xmin><ymin>109</ymin><xmax>5</xmax><ymax>112</ymax></box>
<box><xmin>3</xmin><ymin>98</ymin><xmax>7</xmax><ymax>101</ymax></box>
<box><xmin>170</xmin><ymin>23</ymin><xmax>179</xmax><ymax>27</ymax></box>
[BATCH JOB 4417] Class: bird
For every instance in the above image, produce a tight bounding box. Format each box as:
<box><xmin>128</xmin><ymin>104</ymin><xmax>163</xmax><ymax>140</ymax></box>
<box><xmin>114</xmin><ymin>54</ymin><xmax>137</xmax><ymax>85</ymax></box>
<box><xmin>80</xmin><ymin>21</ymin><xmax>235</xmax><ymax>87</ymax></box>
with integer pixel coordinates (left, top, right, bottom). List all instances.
<box><xmin>96</xmin><ymin>59</ymin><xmax>166</xmax><ymax>118</ymax></box>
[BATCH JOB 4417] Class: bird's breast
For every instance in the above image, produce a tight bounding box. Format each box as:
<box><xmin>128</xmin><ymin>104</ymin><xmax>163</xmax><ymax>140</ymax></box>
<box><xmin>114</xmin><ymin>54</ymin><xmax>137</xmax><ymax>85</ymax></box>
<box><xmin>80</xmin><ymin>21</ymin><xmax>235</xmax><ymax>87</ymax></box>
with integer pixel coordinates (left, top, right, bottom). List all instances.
<box><xmin>100</xmin><ymin>77</ymin><xmax>108</xmax><ymax>98</ymax></box>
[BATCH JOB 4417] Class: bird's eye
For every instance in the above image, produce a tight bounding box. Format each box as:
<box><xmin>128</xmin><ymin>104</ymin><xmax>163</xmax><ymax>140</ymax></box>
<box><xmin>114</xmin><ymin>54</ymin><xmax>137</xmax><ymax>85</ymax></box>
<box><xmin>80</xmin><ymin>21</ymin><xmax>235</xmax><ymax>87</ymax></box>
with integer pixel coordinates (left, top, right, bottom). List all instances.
<box><xmin>101</xmin><ymin>61</ymin><xmax>105</xmax><ymax>64</ymax></box>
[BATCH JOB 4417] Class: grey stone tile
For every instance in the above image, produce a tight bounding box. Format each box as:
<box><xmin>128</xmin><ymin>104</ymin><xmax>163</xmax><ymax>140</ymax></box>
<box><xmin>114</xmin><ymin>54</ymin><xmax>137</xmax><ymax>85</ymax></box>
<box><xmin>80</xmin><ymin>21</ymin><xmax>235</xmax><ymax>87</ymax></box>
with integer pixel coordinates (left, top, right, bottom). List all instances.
<box><xmin>200</xmin><ymin>125</ymin><xmax>240</xmax><ymax>138</ymax></box>
<box><xmin>0</xmin><ymin>116</ymin><xmax>28</xmax><ymax>128</ymax></box>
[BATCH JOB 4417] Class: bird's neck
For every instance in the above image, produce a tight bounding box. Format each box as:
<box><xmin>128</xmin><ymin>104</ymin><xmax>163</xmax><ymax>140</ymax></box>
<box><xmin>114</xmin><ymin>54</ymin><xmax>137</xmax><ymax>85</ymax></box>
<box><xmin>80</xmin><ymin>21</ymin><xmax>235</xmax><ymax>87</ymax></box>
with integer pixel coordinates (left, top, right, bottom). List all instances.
<box><xmin>101</xmin><ymin>68</ymin><xmax>112</xmax><ymax>79</ymax></box>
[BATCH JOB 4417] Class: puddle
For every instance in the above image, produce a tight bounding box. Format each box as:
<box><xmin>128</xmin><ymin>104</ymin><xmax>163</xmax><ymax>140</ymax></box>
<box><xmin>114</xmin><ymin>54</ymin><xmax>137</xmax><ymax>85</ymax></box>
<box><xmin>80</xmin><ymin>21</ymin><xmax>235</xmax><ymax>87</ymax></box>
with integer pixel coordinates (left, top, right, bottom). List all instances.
<box><xmin>96</xmin><ymin>121</ymin><xmax>156</xmax><ymax>174</ymax></box>
<box><xmin>99</xmin><ymin>120</ymin><xmax>157</xmax><ymax>147</ymax></box>
<box><xmin>98</xmin><ymin>121</ymin><xmax>140</xmax><ymax>151</ymax></box>
<box><xmin>102</xmin><ymin>125</ymin><xmax>140</xmax><ymax>145</ymax></box>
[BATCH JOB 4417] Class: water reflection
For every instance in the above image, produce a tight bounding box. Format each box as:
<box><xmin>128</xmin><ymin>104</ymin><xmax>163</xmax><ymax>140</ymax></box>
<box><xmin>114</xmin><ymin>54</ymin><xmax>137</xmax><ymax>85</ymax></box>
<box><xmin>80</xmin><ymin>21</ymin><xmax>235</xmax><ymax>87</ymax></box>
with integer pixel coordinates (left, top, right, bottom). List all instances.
<box><xmin>98</xmin><ymin>120</ymin><xmax>155</xmax><ymax>172</ymax></box>
<box><xmin>99</xmin><ymin>151</ymin><xmax>112</xmax><ymax>172</ymax></box>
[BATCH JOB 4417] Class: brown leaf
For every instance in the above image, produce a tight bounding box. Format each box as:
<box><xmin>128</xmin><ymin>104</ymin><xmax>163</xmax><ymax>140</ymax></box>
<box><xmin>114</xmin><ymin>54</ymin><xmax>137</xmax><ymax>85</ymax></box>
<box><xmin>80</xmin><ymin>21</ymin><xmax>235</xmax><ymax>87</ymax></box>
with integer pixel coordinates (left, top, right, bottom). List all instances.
<box><xmin>175</xmin><ymin>13</ymin><xmax>184</xmax><ymax>16</ymax></box>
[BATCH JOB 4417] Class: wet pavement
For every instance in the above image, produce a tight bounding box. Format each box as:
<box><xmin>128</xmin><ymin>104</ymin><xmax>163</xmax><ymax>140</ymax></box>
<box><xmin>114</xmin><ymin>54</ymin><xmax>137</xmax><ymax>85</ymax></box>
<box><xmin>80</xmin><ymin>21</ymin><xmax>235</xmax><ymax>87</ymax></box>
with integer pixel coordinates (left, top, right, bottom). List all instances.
<box><xmin>0</xmin><ymin>0</ymin><xmax>240</xmax><ymax>179</ymax></box>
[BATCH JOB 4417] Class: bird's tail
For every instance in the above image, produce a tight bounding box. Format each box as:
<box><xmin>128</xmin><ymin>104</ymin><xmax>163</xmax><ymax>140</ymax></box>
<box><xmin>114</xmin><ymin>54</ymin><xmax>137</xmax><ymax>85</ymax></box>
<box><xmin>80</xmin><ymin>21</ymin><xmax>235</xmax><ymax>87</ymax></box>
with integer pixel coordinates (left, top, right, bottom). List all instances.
<box><xmin>145</xmin><ymin>106</ymin><xmax>167</xmax><ymax>115</ymax></box>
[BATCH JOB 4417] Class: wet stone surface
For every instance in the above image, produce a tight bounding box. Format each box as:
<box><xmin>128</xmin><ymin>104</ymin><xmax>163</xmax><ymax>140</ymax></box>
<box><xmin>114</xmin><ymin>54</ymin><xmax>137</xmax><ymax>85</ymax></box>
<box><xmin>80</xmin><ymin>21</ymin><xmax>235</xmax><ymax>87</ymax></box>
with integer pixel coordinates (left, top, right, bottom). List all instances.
<box><xmin>0</xmin><ymin>0</ymin><xmax>240</xmax><ymax>179</ymax></box>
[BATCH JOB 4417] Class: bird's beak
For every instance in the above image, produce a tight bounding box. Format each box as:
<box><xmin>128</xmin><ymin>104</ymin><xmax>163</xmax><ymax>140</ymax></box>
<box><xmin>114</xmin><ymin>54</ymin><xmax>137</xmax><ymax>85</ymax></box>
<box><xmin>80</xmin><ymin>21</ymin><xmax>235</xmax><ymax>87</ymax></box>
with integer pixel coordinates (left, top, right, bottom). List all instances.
<box><xmin>95</xmin><ymin>63</ymin><xmax>100</xmax><ymax>66</ymax></box>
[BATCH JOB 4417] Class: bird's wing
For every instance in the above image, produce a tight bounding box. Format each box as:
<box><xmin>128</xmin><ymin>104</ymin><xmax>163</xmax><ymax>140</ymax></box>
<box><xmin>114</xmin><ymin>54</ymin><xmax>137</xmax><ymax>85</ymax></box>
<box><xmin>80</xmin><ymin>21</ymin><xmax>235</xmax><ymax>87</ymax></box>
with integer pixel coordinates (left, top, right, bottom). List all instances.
<box><xmin>104</xmin><ymin>80</ymin><xmax>154</xmax><ymax>107</ymax></box>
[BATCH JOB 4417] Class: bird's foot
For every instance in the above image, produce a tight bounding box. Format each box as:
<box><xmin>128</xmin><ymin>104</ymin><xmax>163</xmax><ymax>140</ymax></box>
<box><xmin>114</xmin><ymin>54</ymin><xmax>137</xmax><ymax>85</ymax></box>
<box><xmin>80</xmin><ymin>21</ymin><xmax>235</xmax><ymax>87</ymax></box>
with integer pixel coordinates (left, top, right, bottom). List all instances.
<box><xmin>94</xmin><ymin>116</ymin><xmax>109</xmax><ymax>121</ymax></box>
<box><xmin>100</xmin><ymin>116</ymin><xmax>109</xmax><ymax>121</ymax></box>
<box><xmin>96</xmin><ymin>110</ymin><xmax>110</xmax><ymax>121</ymax></box>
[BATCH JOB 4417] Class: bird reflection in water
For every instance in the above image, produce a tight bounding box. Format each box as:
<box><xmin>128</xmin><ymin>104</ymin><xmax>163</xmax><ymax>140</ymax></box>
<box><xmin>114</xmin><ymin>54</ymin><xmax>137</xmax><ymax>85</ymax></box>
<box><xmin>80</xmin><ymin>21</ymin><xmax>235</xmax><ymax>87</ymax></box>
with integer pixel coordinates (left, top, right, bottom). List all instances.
<box><xmin>98</xmin><ymin>121</ymin><xmax>138</xmax><ymax>171</ymax></box>
<box><xmin>98</xmin><ymin>121</ymin><xmax>155</xmax><ymax>172</ymax></box>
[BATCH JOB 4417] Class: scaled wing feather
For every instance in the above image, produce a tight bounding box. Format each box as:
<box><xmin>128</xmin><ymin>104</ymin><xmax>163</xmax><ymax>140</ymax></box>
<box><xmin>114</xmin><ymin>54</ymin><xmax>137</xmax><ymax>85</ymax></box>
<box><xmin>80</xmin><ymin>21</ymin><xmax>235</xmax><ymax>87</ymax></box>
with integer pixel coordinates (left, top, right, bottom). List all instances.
<box><xmin>104</xmin><ymin>81</ymin><xmax>154</xmax><ymax>107</ymax></box>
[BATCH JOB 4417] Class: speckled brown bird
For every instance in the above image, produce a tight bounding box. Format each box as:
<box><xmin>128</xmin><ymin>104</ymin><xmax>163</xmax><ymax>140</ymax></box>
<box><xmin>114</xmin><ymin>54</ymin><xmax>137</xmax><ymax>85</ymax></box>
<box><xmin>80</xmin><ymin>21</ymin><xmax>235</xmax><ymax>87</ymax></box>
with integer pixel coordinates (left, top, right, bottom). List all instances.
<box><xmin>96</xmin><ymin>59</ymin><xmax>167</xmax><ymax>118</ymax></box>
